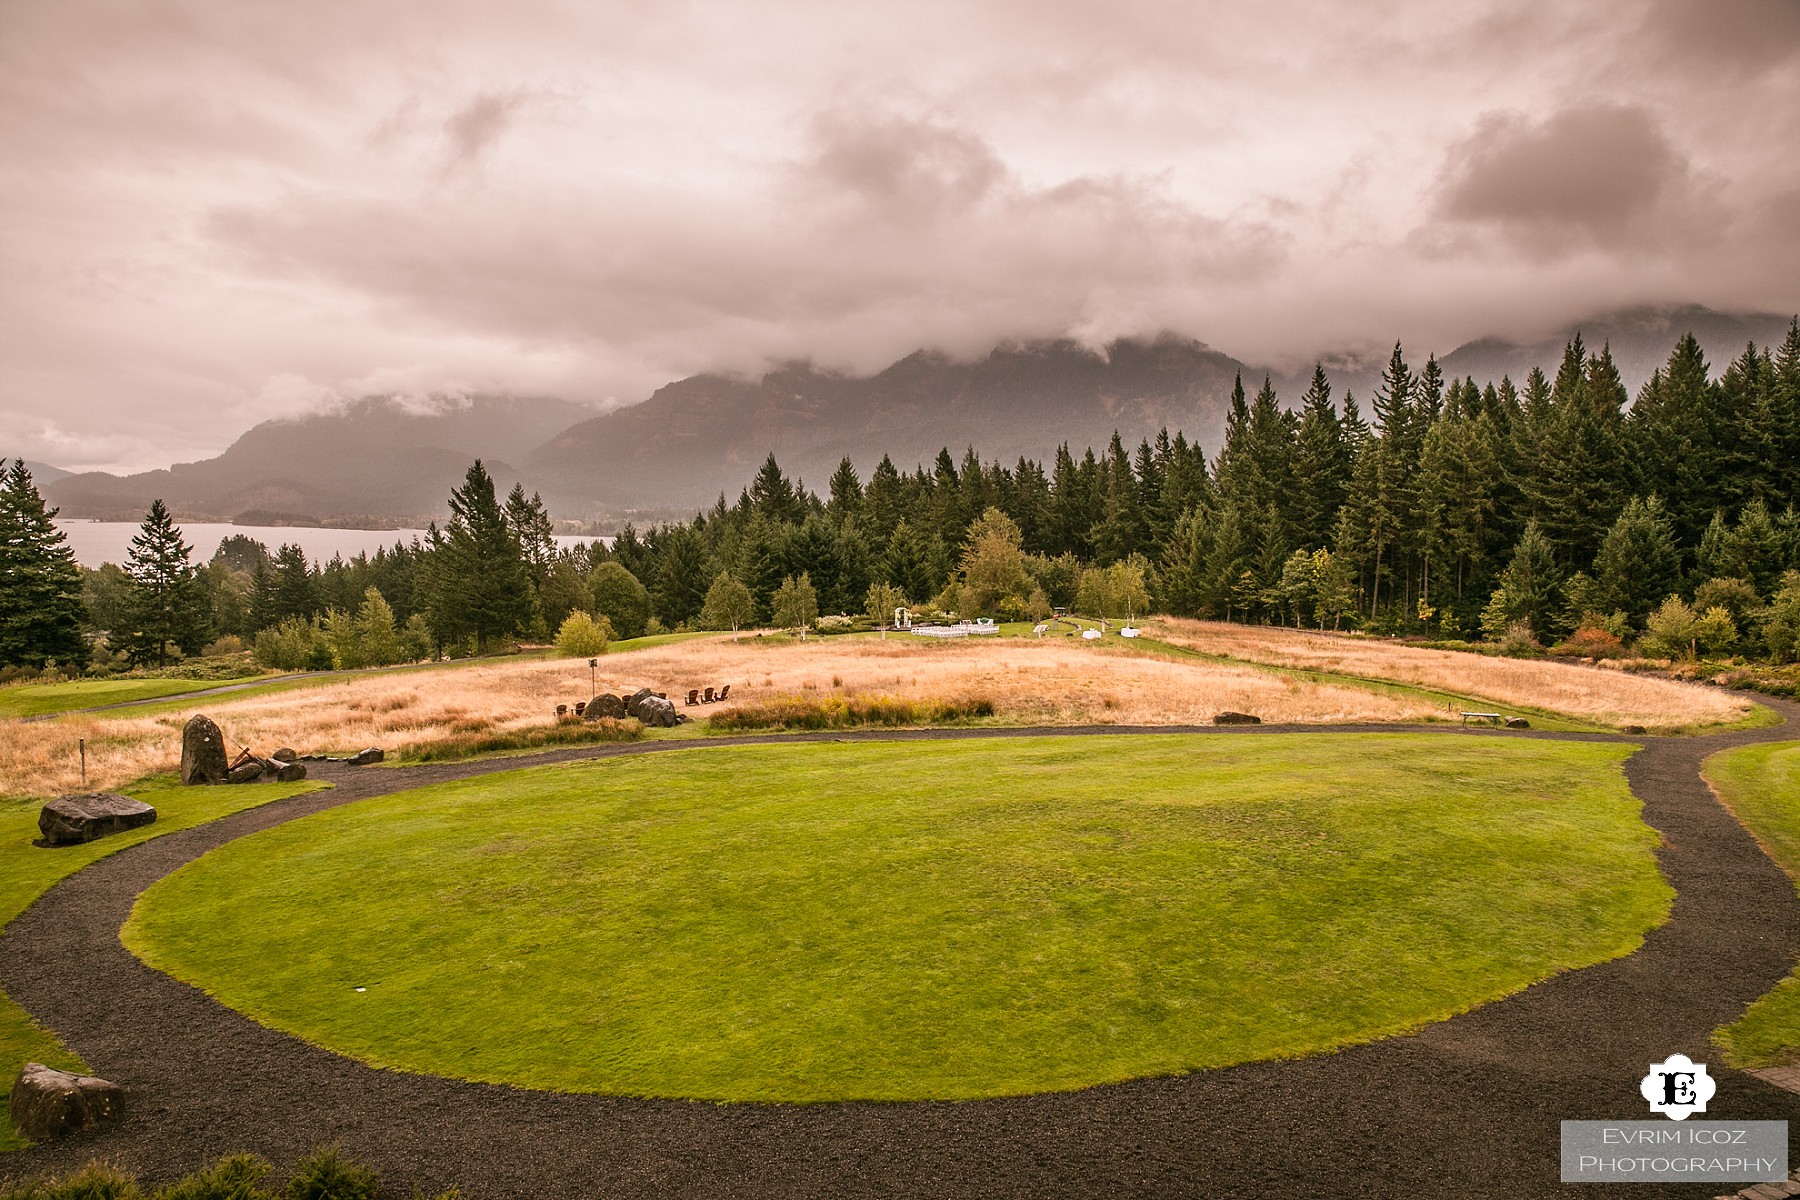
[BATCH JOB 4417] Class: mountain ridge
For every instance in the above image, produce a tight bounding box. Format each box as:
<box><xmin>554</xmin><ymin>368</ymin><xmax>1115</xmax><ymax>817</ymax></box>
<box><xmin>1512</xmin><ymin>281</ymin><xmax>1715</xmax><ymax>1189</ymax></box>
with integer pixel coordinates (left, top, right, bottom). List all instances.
<box><xmin>41</xmin><ymin>304</ymin><xmax>1797</xmax><ymax>525</ymax></box>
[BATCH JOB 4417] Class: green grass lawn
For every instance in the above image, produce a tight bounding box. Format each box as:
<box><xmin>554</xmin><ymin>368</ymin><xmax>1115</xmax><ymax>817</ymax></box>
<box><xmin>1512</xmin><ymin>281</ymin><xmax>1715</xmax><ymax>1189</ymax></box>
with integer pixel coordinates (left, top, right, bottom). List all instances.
<box><xmin>126</xmin><ymin>733</ymin><xmax>1664</xmax><ymax>1102</ymax></box>
<box><xmin>0</xmin><ymin>775</ymin><xmax>326</xmax><ymax>1151</ymax></box>
<box><xmin>0</xmin><ymin>678</ymin><xmax>240</xmax><ymax>719</ymax></box>
<box><xmin>1705</xmin><ymin>740</ymin><xmax>1800</xmax><ymax>1068</ymax></box>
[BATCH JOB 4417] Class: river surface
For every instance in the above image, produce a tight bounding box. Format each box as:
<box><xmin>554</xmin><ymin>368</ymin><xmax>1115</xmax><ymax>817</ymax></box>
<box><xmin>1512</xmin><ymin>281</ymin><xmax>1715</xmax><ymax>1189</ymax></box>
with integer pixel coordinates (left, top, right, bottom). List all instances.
<box><xmin>53</xmin><ymin>520</ymin><xmax>604</xmax><ymax>568</ymax></box>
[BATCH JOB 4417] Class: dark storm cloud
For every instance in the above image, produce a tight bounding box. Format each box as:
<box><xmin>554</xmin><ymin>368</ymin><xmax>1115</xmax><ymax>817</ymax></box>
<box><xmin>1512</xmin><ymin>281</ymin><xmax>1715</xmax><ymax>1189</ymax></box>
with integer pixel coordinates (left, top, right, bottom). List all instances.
<box><xmin>1638</xmin><ymin>0</ymin><xmax>1800</xmax><ymax>73</ymax></box>
<box><xmin>1433</xmin><ymin>103</ymin><xmax>1696</xmax><ymax>253</ymax></box>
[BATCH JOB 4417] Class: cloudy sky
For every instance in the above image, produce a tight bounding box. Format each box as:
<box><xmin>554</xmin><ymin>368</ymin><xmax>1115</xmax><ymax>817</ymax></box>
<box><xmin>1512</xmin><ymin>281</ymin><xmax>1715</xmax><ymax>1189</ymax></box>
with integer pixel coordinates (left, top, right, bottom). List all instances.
<box><xmin>2</xmin><ymin>1</ymin><xmax>1797</xmax><ymax>473</ymax></box>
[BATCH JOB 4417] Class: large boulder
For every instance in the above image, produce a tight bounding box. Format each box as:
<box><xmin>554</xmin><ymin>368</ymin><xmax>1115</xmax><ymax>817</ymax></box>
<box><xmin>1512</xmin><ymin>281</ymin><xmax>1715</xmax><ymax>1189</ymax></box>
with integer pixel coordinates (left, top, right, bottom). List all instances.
<box><xmin>8</xmin><ymin>1063</ymin><xmax>123</xmax><ymax>1141</ymax></box>
<box><xmin>625</xmin><ymin>687</ymin><xmax>655</xmax><ymax>718</ymax></box>
<box><xmin>180</xmin><ymin>715</ymin><xmax>229</xmax><ymax>785</ymax></box>
<box><xmin>1212</xmin><ymin>711</ymin><xmax>1262</xmax><ymax>725</ymax></box>
<box><xmin>586</xmin><ymin>694</ymin><xmax>627</xmax><ymax>721</ymax></box>
<box><xmin>38</xmin><ymin>794</ymin><xmax>157</xmax><ymax>846</ymax></box>
<box><xmin>639</xmin><ymin>696</ymin><xmax>677</xmax><ymax>728</ymax></box>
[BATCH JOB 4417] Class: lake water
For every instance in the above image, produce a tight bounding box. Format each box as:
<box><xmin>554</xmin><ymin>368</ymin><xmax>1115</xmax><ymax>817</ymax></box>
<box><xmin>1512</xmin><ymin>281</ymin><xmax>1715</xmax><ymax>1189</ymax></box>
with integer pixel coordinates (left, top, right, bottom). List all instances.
<box><xmin>54</xmin><ymin>520</ymin><xmax>604</xmax><ymax>569</ymax></box>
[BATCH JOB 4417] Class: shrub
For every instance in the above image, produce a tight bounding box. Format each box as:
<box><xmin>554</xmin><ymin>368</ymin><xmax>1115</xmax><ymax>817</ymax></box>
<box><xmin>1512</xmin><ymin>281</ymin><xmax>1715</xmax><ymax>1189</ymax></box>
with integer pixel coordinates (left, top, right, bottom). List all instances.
<box><xmin>282</xmin><ymin>1146</ymin><xmax>379</xmax><ymax>1200</ymax></box>
<box><xmin>709</xmin><ymin>693</ymin><xmax>995</xmax><ymax>731</ymax></box>
<box><xmin>1551</xmin><ymin>624</ymin><xmax>1627</xmax><ymax>659</ymax></box>
<box><xmin>553</xmin><ymin>611</ymin><xmax>614</xmax><ymax>657</ymax></box>
<box><xmin>202</xmin><ymin>635</ymin><xmax>245</xmax><ymax>657</ymax></box>
<box><xmin>153</xmin><ymin>1153</ymin><xmax>273</xmax><ymax>1200</ymax></box>
<box><xmin>0</xmin><ymin>1162</ymin><xmax>142</xmax><ymax>1200</ymax></box>
<box><xmin>1495</xmin><ymin>620</ymin><xmax>1542</xmax><ymax>658</ymax></box>
<box><xmin>1695</xmin><ymin>606</ymin><xmax>1739</xmax><ymax>657</ymax></box>
<box><xmin>1640</xmin><ymin>596</ymin><xmax>1699</xmax><ymax>660</ymax></box>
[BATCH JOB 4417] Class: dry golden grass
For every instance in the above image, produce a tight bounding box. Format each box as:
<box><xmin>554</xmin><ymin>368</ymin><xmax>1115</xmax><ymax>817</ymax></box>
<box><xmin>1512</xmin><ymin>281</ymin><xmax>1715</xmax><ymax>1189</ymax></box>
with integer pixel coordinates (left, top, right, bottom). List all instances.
<box><xmin>3</xmin><ymin>634</ymin><xmax>1438</xmax><ymax>797</ymax></box>
<box><xmin>1147</xmin><ymin>618</ymin><xmax>1750</xmax><ymax>731</ymax></box>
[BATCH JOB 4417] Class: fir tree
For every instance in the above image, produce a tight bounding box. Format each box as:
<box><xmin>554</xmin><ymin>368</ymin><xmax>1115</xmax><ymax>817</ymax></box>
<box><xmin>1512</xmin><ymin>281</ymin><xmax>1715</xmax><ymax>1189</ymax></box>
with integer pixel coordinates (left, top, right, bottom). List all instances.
<box><xmin>121</xmin><ymin>499</ymin><xmax>211</xmax><ymax>665</ymax></box>
<box><xmin>424</xmin><ymin>461</ymin><xmax>535</xmax><ymax>653</ymax></box>
<box><xmin>0</xmin><ymin>459</ymin><xmax>87</xmax><ymax>668</ymax></box>
<box><xmin>1592</xmin><ymin>496</ymin><xmax>1681</xmax><ymax>627</ymax></box>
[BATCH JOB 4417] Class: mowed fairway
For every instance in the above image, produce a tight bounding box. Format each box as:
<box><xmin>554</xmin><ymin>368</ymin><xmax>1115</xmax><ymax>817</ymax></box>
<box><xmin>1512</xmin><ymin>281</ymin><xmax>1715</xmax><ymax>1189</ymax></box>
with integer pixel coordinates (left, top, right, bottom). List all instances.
<box><xmin>125</xmin><ymin>734</ymin><xmax>1666</xmax><ymax>1102</ymax></box>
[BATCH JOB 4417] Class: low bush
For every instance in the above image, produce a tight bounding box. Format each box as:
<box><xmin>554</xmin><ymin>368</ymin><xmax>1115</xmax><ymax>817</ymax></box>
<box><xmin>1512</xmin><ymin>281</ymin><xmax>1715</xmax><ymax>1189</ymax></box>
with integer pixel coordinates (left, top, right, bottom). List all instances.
<box><xmin>710</xmin><ymin>693</ymin><xmax>996</xmax><ymax>731</ymax></box>
<box><xmin>282</xmin><ymin>1146</ymin><xmax>379</xmax><ymax>1200</ymax></box>
<box><xmin>1551</xmin><ymin>625</ymin><xmax>1629</xmax><ymax>660</ymax></box>
<box><xmin>153</xmin><ymin>1151</ymin><xmax>272</xmax><ymax>1199</ymax></box>
<box><xmin>0</xmin><ymin>1147</ymin><xmax>445</xmax><ymax>1200</ymax></box>
<box><xmin>399</xmin><ymin>716</ymin><xmax>643</xmax><ymax>763</ymax></box>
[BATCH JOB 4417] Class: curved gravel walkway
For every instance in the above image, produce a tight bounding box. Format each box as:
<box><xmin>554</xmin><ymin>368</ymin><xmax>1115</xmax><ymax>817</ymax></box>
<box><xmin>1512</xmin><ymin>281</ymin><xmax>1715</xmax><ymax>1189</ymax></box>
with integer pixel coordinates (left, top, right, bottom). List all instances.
<box><xmin>5</xmin><ymin>707</ymin><xmax>1800</xmax><ymax>1199</ymax></box>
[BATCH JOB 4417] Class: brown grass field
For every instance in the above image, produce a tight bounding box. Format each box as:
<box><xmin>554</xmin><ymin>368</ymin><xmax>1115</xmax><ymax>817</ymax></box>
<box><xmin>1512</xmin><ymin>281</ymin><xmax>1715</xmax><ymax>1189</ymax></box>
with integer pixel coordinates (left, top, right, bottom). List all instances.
<box><xmin>3</xmin><ymin>635</ymin><xmax>1436</xmax><ymax>797</ymax></box>
<box><xmin>0</xmin><ymin>623</ymin><xmax>1755</xmax><ymax>798</ymax></box>
<box><xmin>1146</xmin><ymin>618</ymin><xmax>1750</xmax><ymax>731</ymax></box>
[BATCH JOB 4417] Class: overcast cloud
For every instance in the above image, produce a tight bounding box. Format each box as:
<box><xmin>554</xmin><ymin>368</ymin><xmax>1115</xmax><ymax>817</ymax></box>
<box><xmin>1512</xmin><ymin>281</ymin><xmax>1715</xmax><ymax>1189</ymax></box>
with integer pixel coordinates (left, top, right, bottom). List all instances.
<box><xmin>1</xmin><ymin>0</ymin><xmax>1796</xmax><ymax>472</ymax></box>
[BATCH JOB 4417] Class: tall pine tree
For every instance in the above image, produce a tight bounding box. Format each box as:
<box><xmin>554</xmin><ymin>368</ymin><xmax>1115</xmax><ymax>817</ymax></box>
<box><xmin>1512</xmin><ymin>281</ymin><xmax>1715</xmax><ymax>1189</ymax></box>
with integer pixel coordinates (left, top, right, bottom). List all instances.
<box><xmin>0</xmin><ymin>459</ymin><xmax>87</xmax><ymax>668</ymax></box>
<box><xmin>121</xmin><ymin>499</ymin><xmax>211</xmax><ymax>666</ymax></box>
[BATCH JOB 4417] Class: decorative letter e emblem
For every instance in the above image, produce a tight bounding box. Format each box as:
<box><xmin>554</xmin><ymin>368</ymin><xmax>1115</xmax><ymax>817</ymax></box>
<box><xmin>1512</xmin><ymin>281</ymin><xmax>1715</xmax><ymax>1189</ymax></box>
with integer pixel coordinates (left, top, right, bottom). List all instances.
<box><xmin>1640</xmin><ymin>1053</ymin><xmax>1715</xmax><ymax>1120</ymax></box>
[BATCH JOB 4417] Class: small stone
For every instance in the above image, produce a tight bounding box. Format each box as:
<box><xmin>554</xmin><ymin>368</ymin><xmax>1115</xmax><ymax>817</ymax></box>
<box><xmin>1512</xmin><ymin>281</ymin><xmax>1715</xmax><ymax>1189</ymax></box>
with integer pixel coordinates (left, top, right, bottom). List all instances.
<box><xmin>8</xmin><ymin>1063</ymin><xmax>123</xmax><ymax>1141</ymax></box>
<box><xmin>271</xmin><ymin>748</ymin><xmax>299</xmax><ymax>763</ymax></box>
<box><xmin>1621</xmin><ymin>724</ymin><xmax>1647</xmax><ymax>735</ymax></box>
<box><xmin>1506</xmin><ymin>717</ymin><xmax>1531</xmax><ymax>730</ymax></box>
<box><xmin>347</xmin><ymin>748</ymin><xmax>384</xmax><ymax>767</ymax></box>
<box><xmin>179</xmin><ymin>714</ymin><xmax>229</xmax><ymax>785</ymax></box>
<box><xmin>1212</xmin><ymin>711</ymin><xmax>1261</xmax><ymax>725</ymax></box>
<box><xmin>267</xmin><ymin>759</ymin><xmax>307</xmax><ymax>782</ymax></box>
<box><xmin>226</xmin><ymin>762</ymin><xmax>264</xmax><ymax>785</ymax></box>
<box><xmin>38</xmin><ymin>794</ymin><xmax>157</xmax><ymax>846</ymax></box>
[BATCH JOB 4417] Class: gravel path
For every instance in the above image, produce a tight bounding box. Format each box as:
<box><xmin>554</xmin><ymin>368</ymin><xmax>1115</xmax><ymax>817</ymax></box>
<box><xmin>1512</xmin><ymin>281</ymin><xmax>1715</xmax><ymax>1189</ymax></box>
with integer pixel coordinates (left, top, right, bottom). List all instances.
<box><xmin>4</xmin><ymin>709</ymin><xmax>1799</xmax><ymax>1199</ymax></box>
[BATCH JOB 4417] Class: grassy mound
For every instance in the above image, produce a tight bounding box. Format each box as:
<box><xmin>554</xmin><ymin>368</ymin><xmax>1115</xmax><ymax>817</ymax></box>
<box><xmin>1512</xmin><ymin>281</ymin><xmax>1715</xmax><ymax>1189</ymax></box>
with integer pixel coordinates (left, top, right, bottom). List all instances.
<box><xmin>1706</xmin><ymin>740</ymin><xmax>1800</xmax><ymax>1067</ymax></box>
<box><xmin>125</xmin><ymin>734</ymin><xmax>1664</xmax><ymax>1102</ymax></box>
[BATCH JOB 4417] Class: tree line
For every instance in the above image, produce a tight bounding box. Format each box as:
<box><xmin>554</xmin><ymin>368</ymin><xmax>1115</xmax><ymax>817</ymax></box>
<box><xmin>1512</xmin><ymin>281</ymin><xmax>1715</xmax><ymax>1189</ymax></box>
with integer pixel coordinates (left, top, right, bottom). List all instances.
<box><xmin>2</xmin><ymin>322</ymin><xmax>1798</xmax><ymax>675</ymax></box>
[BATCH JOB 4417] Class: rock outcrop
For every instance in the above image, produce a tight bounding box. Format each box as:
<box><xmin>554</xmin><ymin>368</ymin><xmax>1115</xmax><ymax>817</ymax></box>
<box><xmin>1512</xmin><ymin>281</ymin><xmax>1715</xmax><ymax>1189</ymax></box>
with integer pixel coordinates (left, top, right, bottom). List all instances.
<box><xmin>37</xmin><ymin>794</ymin><xmax>157</xmax><ymax>846</ymax></box>
<box><xmin>179</xmin><ymin>715</ymin><xmax>228</xmax><ymax>785</ymax></box>
<box><xmin>8</xmin><ymin>1063</ymin><xmax>124</xmax><ymax>1140</ymax></box>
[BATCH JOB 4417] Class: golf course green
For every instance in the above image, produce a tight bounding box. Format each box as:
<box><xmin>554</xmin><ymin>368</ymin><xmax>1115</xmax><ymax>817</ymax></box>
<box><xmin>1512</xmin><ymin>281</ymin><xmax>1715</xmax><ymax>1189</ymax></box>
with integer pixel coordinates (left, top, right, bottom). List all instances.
<box><xmin>125</xmin><ymin>733</ymin><xmax>1668</xmax><ymax>1101</ymax></box>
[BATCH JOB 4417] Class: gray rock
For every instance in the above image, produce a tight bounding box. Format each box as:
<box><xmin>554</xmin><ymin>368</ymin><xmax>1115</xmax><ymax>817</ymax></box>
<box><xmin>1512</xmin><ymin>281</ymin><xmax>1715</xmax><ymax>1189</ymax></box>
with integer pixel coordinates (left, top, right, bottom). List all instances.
<box><xmin>1212</xmin><ymin>711</ymin><xmax>1262</xmax><ymax>725</ymax></box>
<box><xmin>8</xmin><ymin>1063</ymin><xmax>123</xmax><ymax>1141</ymax></box>
<box><xmin>37</xmin><ymin>794</ymin><xmax>157</xmax><ymax>846</ymax></box>
<box><xmin>638</xmin><ymin>696</ymin><xmax>678</xmax><ymax>727</ymax></box>
<box><xmin>270</xmin><ymin>760</ymin><xmax>308</xmax><ymax>782</ymax></box>
<box><xmin>179</xmin><ymin>714</ymin><xmax>228</xmax><ymax>785</ymax></box>
<box><xmin>1621</xmin><ymin>724</ymin><xmax>1647</xmax><ymax>735</ymax></box>
<box><xmin>1506</xmin><ymin>717</ymin><xmax>1531</xmax><ymax>730</ymax></box>
<box><xmin>586</xmin><ymin>693</ymin><xmax>627</xmax><ymax>720</ymax></box>
<box><xmin>226</xmin><ymin>761</ymin><xmax>265</xmax><ymax>785</ymax></box>
<box><xmin>271</xmin><ymin>747</ymin><xmax>299</xmax><ymax>763</ymax></box>
<box><xmin>625</xmin><ymin>687</ymin><xmax>654</xmax><ymax>718</ymax></box>
<box><xmin>347</xmin><ymin>748</ymin><xmax>384</xmax><ymax>767</ymax></box>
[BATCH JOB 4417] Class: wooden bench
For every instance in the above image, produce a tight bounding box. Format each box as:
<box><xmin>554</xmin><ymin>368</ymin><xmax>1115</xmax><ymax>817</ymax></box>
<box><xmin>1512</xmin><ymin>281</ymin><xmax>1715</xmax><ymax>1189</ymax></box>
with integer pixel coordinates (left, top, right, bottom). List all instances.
<box><xmin>1461</xmin><ymin>711</ymin><xmax>1502</xmax><ymax>726</ymax></box>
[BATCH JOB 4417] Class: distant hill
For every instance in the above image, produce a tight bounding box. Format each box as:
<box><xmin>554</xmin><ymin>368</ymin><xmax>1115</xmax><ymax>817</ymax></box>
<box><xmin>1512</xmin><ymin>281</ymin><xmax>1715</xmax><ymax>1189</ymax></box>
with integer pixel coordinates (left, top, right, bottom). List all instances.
<box><xmin>20</xmin><ymin>461</ymin><xmax>72</xmax><ymax>485</ymax></box>
<box><xmin>528</xmin><ymin>336</ymin><xmax>1252</xmax><ymax>512</ymax></box>
<box><xmin>1437</xmin><ymin>305</ymin><xmax>1795</xmax><ymax>394</ymax></box>
<box><xmin>44</xmin><ymin>395</ymin><xmax>593</xmax><ymax>523</ymax></box>
<box><xmin>41</xmin><ymin>305</ymin><xmax>1796</xmax><ymax>524</ymax></box>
